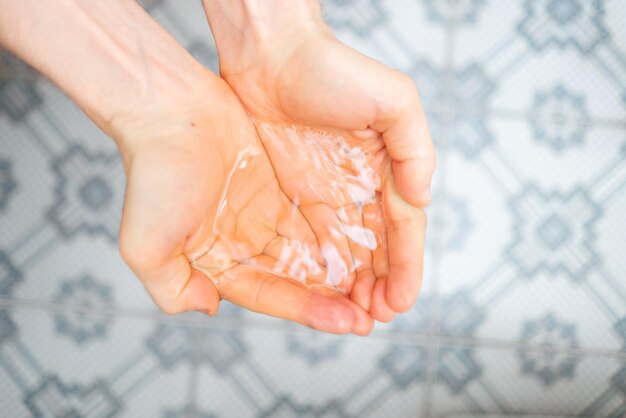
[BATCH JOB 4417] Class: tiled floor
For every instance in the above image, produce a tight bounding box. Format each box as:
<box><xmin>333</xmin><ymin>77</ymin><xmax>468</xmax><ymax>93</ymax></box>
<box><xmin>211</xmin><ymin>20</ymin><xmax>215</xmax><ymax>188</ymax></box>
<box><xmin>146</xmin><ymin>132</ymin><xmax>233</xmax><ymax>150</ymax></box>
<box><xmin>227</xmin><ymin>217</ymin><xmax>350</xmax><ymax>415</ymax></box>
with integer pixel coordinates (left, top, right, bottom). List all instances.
<box><xmin>1</xmin><ymin>0</ymin><xmax>626</xmax><ymax>417</ymax></box>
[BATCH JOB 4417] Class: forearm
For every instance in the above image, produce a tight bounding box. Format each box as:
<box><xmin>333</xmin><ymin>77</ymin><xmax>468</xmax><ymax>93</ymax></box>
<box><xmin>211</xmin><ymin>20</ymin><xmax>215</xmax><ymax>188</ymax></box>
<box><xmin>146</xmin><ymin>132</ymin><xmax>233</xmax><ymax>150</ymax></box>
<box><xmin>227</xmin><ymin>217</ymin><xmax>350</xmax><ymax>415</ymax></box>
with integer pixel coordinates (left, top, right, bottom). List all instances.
<box><xmin>0</xmin><ymin>0</ymin><xmax>208</xmax><ymax>142</ymax></box>
<box><xmin>202</xmin><ymin>0</ymin><xmax>330</xmax><ymax>74</ymax></box>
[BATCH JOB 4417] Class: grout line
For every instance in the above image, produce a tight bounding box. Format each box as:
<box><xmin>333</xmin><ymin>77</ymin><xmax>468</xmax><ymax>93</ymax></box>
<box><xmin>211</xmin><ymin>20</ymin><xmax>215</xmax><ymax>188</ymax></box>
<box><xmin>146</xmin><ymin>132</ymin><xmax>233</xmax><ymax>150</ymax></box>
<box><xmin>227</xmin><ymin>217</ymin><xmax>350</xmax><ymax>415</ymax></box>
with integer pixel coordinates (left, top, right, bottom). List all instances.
<box><xmin>455</xmin><ymin>107</ymin><xmax>626</xmax><ymax>129</ymax></box>
<box><xmin>0</xmin><ymin>296</ymin><xmax>274</xmax><ymax>330</ymax></box>
<box><xmin>422</xmin><ymin>3</ymin><xmax>460</xmax><ymax>417</ymax></box>
<box><xmin>420</xmin><ymin>106</ymin><xmax>626</xmax><ymax>130</ymax></box>
<box><xmin>423</xmin><ymin>343</ymin><xmax>439</xmax><ymax>418</ymax></box>
<box><xmin>431</xmin><ymin>333</ymin><xmax>626</xmax><ymax>359</ymax></box>
<box><xmin>1</xmin><ymin>296</ymin><xmax>626</xmax><ymax>359</ymax></box>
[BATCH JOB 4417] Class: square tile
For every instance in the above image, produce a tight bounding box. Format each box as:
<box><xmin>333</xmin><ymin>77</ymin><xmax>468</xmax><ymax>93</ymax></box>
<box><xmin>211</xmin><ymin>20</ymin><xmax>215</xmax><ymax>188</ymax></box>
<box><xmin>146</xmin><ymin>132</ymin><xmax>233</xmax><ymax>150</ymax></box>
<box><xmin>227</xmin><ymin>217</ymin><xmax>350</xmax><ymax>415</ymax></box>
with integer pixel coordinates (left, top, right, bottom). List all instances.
<box><xmin>0</xmin><ymin>308</ymin><xmax>196</xmax><ymax>417</ymax></box>
<box><xmin>452</xmin><ymin>0</ymin><xmax>626</xmax><ymax>121</ymax></box>
<box><xmin>0</xmin><ymin>114</ymin><xmax>56</xmax><ymax>252</ymax></box>
<box><xmin>0</xmin><ymin>78</ymin><xmax>156</xmax><ymax>310</ymax></box>
<box><xmin>431</xmin><ymin>342</ymin><xmax>626</xmax><ymax>418</ymax></box>
<box><xmin>11</xmin><ymin>234</ymin><xmax>154</xmax><ymax>311</ymax></box>
<box><xmin>438</xmin><ymin>115</ymin><xmax>626</xmax><ymax>350</ymax></box>
<box><xmin>148</xmin><ymin>0</ymin><xmax>220</xmax><ymax>73</ymax></box>
<box><xmin>196</xmin><ymin>327</ymin><xmax>428</xmax><ymax>417</ymax></box>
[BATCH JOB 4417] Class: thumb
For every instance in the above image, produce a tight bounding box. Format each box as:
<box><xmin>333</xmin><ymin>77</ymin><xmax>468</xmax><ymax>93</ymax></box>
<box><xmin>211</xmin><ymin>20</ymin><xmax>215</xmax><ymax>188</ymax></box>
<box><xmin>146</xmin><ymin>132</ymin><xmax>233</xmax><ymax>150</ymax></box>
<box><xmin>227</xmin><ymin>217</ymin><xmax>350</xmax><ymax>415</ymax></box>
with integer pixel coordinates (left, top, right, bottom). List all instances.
<box><xmin>276</xmin><ymin>40</ymin><xmax>436</xmax><ymax>206</ymax></box>
<box><xmin>369</xmin><ymin>72</ymin><xmax>436</xmax><ymax>207</ymax></box>
<box><xmin>381</xmin><ymin>162</ymin><xmax>427</xmax><ymax>312</ymax></box>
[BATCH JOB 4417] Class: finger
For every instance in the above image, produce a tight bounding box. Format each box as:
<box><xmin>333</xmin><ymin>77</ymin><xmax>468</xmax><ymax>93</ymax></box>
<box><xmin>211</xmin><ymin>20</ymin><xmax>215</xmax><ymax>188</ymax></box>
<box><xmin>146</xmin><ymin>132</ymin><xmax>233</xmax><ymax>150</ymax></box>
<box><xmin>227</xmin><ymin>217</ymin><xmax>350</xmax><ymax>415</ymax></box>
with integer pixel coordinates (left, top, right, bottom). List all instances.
<box><xmin>383</xmin><ymin>172</ymin><xmax>427</xmax><ymax>313</ymax></box>
<box><xmin>350</xmin><ymin>267</ymin><xmax>376</xmax><ymax>313</ymax></box>
<box><xmin>300</xmin><ymin>203</ymin><xmax>356</xmax><ymax>292</ymax></box>
<box><xmin>371</xmin><ymin>74</ymin><xmax>436</xmax><ymax>208</ymax></box>
<box><xmin>215</xmin><ymin>265</ymin><xmax>374</xmax><ymax>335</ymax></box>
<box><xmin>370</xmin><ymin>278</ymin><xmax>395</xmax><ymax>323</ymax></box>
<box><xmin>339</xmin><ymin>203</ymin><xmax>376</xmax><ymax>311</ymax></box>
<box><xmin>366</xmin><ymin>195</ymin><xmax>389</xmax><ymax>279</ymax></box>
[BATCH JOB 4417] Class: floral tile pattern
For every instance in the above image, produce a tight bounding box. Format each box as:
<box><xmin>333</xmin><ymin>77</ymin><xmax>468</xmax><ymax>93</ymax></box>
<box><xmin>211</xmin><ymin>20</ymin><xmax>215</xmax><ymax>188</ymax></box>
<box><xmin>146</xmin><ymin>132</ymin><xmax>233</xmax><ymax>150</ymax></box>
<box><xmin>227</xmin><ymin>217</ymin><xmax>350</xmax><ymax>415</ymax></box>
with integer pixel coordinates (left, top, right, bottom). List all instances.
<box><xmin>1</xmin><ymin>0</ymin><xmax>625</xmax><ymax>417</ymax></box>
<box><xmin>439</xmin><ymin>116</ymin><xmax>626</xmax><ymax>351</ymax></box>
<box><xmin>431</xmin><ymin>343</ymin><xmax>626</xmax><ymax>418</ymax></box>
<box><xmin>0</xmin><ymin>309</ymin><xmax>193</xmax><ymax>417</ymax></box>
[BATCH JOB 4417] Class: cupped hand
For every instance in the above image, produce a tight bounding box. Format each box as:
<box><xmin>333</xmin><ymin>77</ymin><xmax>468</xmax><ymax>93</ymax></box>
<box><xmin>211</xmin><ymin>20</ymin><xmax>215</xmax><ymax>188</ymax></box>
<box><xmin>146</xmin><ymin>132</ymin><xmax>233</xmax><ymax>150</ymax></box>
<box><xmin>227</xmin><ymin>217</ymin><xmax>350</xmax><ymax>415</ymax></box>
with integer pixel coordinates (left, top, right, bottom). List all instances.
<box><xmin>215</xmin><ymin>30</ymin><xmax>435</xmax><ymax>319</ymax></box>
<box><xmin>116</xmin><ymin>73</ymin><xmax>373</xmax><ymax>335</ymax></box>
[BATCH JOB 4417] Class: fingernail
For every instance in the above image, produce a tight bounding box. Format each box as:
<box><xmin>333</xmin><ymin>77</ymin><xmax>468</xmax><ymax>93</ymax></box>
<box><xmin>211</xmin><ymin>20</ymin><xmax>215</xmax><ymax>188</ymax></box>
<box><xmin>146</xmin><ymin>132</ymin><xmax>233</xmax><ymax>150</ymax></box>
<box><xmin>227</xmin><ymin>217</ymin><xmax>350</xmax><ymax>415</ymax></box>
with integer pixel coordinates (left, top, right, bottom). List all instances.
<box><xmin>421</xmin><ymin>186</ymin><xmax>432</xmax><ymax>201</ymax></box>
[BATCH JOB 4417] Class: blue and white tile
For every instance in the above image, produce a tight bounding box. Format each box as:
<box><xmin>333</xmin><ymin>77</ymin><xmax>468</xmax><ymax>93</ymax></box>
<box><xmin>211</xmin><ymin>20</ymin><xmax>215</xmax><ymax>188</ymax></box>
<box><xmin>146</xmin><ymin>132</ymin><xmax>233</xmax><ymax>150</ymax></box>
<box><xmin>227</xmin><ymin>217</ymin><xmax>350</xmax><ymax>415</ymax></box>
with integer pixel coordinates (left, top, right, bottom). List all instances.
<box><xmin>0</xmin><ymin>110</ymin><xmax>56</xmax><ymax>249</ymax></box>
<box><xmin>196</xmin><ymin>327</ymin><xmax>427</xmax><ymax>417</ymax></box>
<box><xmin>431</xmin><ymin>343</ymin><xmax>626</xmax><ymax>418</ymax></box>
<box><xmin>452</xmin><ymin>0</ymin><xmax>626</xmax><ymax>121</ymax></box>
<box><xmin>148</xmin><ymin>0</ymin><xmax>220</xmax><ymax>73</ymax></box>
<box><xmin>0</xmin><ymin>75</ymin><xmax>159</xmax><ymax>310</ymax></box>
<box><xmin>438</xmin><ymin>114</ymin><xmax>626</xmax><ymax>350</ymax></box>
<box><xmin>0</xmin><ymin>308</ymin><xmax>196</xmax><ymax>417</ymax></box>
<box><xmin>10</xmin><ymin>234</ymin><xmax>155</xmax><ymax>311</ymax></box>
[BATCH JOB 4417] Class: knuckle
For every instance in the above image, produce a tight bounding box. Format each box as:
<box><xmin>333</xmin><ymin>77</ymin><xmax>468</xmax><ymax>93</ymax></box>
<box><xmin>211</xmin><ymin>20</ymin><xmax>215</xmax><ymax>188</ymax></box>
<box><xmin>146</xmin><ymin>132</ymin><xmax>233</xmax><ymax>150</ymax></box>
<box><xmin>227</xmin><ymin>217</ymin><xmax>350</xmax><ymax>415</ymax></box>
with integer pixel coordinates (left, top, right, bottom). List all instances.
<box><xmin>398</xmin><ymin>73</ymin><xmax>418</xmax><ymax>94</ymax></box>
<box><xmin>388</xmin><ymin>217</ymin><xmax>420</xmax><ymax>234</ymax></box>
<box><xmin>118</xmin><ymin>230</ymin><xmax>165</xmax><ymax>273</ymax></box>
<box><xmin>430</xmin><ymin>147</ymin><xmax>438</xmax><ymax>167</ymax></box>
<box><xmin>252</xmin><ymin>276</ymin><xmax>279</xmax><ymax>312</ymax></box>
<box><xmin>118</xmin><ymin>231</ymin><xmax>139</xmax><ymax>266</ymax></box>
<box><xmin>396</xmin><ymin>74</ymin><xmax>419</xmax><ymax>106</ymax></box>
<box><xmin>118</xmin><ymin>234</ymin><xmax>151</xmax><ymax>271</ymax></box>
<box><xmin>377</xmin><ymin>73</ymin><xmax>418</xmax><ymax>120</ymax></box>
<box><xmin>389</xmin><ymin>260</ymin><xmax>422</xmax><ymax>274</ymax></box>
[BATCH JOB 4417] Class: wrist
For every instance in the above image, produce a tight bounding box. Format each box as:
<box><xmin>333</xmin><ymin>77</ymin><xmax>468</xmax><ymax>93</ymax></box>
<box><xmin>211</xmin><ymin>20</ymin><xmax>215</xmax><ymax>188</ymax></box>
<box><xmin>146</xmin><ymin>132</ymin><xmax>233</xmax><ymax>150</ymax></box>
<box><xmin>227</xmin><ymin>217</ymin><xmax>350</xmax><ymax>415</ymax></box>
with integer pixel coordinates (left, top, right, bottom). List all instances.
<box><xmin>0</xmin><ymin>0</ymin><xmax>213</xmax><ymax>146</ymax></box>
<box><xmin>202</xmin><ymin>0</ymin><xmax>332</xmax><ymax>75</ymax></box>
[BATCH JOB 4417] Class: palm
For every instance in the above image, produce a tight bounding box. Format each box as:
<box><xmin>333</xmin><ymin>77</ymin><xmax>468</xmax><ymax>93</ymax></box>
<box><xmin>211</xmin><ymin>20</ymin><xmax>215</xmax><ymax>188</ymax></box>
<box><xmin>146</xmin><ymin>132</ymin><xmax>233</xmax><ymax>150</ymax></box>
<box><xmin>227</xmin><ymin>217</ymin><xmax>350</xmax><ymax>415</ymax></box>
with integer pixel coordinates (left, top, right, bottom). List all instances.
<box><xmin>185</xmin><ymin>124</ymin><xmax>328</xmax><ymax>288</ymax></box>
<box><xmin>120</xmin><ymin>78</ymin><xmax>373</xmax><ymax>334</ymax></box>
<box><xmin>222</xmin><ymin>39</ymin><xmax>392</xmax><ymax>315</ymax></box>
<box><xmin>221</xmin><ymin>35</ymin><xmax>428</xmax><ymax>319</ymax></box>
<box><xmin>253</xmin><ymin>121</ymin><xmax>387</xmax><ymax>297</ymax></box>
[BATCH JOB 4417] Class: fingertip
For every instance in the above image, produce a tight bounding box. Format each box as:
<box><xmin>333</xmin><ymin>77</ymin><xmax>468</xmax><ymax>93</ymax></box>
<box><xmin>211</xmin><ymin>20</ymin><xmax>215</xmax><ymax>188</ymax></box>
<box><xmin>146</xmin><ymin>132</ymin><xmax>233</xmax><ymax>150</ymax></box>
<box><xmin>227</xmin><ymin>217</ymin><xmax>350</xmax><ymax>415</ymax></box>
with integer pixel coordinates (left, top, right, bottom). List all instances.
<box><xmin>383</xmin><ymin>175</ymin><xmax>426</xmax><ymax>314</ymax></box>
<box><xmin>183</xmin><ymin>269</ymin><xmax>221</xmax><ymax>314</ymax></box>
<box><xmin>370</xmin><ymin>279</ymin><xmax>396</xmax><ymax>323</ymax></box>
<box><xmin>385</xmin><ymin>279</ymin><xmax>418</xmax><ymax>313</ymax></box>
<box><xmin>197</xmin><ymin>308</ymin><xmax>218</xmax><ymax>317</ymax></box>
<box><xmin>350</xmin><ymin>303</ymin><xmax>375</xmax><ymax>336</ymax></box>
<box><xmin>304</xmin><ymin>294</ymin><xmax>356</xmax><ymax>334</ymax></box>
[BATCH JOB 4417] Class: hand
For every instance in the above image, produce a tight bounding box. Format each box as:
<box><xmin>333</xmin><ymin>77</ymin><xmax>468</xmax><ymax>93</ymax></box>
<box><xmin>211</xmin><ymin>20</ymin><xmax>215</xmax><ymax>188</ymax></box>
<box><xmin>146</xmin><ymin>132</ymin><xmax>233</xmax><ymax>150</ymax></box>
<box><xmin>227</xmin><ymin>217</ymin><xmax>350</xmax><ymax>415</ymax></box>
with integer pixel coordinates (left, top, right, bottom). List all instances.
<box><xmin>0</xmin><ymin>0</ymin><xmax>374</xmax><ymax>335</ymax></box>
<box><xmin>203</xmin><ymin>1</ymin><xmax>436</xmax><ymax>319</ymax></box>
<box><xmin>118</xmin><ymin>74</ymin><xmax>374</xmax><ymax>335</ymax></box>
